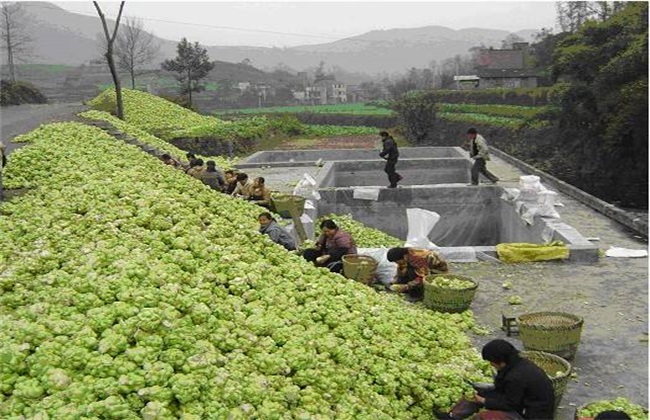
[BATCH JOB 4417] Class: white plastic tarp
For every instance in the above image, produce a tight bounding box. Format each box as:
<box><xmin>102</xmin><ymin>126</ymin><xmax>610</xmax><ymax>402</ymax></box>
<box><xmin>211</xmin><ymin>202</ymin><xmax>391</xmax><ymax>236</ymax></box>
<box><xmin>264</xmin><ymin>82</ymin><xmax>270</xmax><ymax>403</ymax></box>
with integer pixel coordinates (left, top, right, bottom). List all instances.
<box><xmin>293</xmin><ymin>173</ymin><xmax>321</xmax><ymax>201</ymax></box>
<box><xmin>356</xmin><ymin>248</ymin><xmax>396</xmax><ymax>285</ymax></box>
<box><xmin>404</xmin><ymin>208</ymin><xmax>439</xmax><ymax>250</ymax></box>
<box><xmin>353</xmin><ymin>188</ymin><xmax>381</xmax><ymax>201</ymax></box>
<box><xmin>605</xmin><ymin>247</ymin><xmax>648</xmax><ymax>258</ymax></box>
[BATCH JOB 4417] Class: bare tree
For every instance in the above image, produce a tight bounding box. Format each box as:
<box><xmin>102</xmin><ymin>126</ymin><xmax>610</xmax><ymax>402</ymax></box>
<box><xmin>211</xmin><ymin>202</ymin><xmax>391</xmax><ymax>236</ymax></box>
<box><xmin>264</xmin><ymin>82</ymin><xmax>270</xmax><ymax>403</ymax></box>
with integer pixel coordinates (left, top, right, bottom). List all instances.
<box><xmin>557</xmin><ymin>1</ymin><xmax>591</xmax><ymax>33</ymax></box>
<box><xmin>94</xmin><ymin>1</ymin><xmax>125</xmax><ymax>119</ymax></box>
<box><xmin>115</xmin><ymin>17</ymin><xmax>159</xmax><ymax>89</ymax></box>
<box><xmin>585</xmin><ymin>1</ymin><xmax>626</xmax><ymax>21</ymax></box>
<box><xmin>0</xmin><ymin>2</ymin><xmax>33</xmax><ymax>82</ymax></box>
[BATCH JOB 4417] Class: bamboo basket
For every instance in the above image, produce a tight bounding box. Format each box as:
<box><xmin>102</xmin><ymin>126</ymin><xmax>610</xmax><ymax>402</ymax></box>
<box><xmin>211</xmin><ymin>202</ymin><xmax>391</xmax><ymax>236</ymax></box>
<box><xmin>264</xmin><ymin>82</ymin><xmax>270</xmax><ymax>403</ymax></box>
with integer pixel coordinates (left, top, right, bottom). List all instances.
<box><xmin>574</xmin><ymin>400</ymin><xmax>648</xmax><ymax>420</ymax></box>
<box><xmin>517</xmin><ymin>312</ymin><xmax>584</xmax><ymax>360</ymax></box>
<box><xmin>423</xmin><ymin>274</ymin><xmax>478</xmax><ymax>313</ymax></box>
<box><xmin>520</xmin><ymin>350</ymin><xmax>572</xmax><ymax>412</ymax></box>
<box><xmin>342</xmin><ymin>255</ymin><xmax>378</xmax><ymax>285</ymax></box>
<box><xmin>270</xmin><ymin>194</ymin><xmax>306</xmax><ymax>219</ymax></box>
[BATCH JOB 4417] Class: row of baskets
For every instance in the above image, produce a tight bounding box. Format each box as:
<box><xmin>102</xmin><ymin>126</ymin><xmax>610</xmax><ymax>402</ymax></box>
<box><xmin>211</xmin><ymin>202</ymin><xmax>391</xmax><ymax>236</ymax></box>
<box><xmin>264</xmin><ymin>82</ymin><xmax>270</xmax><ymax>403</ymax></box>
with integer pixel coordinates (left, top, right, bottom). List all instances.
<box><xmin>341</xmin><ymin>256</ymin><xmax>647</xmax><ymax>419</ymax></box>
<box><xmin>342</xmin><ymin>255</ymin><xmax>584</xmax><ymax>360</ymax></box>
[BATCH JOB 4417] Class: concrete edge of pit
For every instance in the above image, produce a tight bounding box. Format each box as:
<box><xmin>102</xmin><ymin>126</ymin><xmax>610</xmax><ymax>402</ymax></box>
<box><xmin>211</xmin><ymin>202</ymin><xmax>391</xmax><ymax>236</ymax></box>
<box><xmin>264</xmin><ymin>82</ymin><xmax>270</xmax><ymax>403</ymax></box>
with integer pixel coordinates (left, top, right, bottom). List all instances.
<box><xmin>490</xmin><ymin>147</ymin><xmax>648</xmax><ymax>238</ymax></box>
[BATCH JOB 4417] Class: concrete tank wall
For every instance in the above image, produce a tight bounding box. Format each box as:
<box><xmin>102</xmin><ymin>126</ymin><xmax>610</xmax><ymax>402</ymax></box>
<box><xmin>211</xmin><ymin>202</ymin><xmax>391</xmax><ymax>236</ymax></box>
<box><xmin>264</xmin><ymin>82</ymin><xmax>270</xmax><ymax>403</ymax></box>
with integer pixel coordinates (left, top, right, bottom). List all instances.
<box><xmin>317</xmin><ymin>186</ymin><xmax>545</xmax><ymax>246</ymax></box>
<box><xmin>243</xmin><ymin>147</ymin><xmax>464</xmax><ymax>164</ymax></box>
<box><xmin>319</xmin><ymin>159</ymin><xmax>471</xmax><ymax>187</ymax></box>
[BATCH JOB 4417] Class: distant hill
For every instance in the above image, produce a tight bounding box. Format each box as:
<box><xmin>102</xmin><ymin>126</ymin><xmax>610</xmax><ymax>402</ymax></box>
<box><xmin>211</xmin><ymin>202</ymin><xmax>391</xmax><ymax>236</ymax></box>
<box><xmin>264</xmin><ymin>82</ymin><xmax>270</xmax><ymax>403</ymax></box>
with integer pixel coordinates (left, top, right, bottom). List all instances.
<box><xmin>21</xmin><ymin>2</ymin><xmax>540</xmax><ymax>78</ymax></box>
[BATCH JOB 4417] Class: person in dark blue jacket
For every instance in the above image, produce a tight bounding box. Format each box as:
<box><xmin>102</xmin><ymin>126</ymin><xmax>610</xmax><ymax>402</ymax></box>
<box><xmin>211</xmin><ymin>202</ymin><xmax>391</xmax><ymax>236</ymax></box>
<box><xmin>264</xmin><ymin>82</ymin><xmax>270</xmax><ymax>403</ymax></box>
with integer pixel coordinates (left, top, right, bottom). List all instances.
<box><xmin>379</xmin><ymin>131</ymin><xmax>402</xmax><ymax>188</ymax></box>
<box><xmin>435</xmin><ymin>339</ymin><xmax>555</xmax><ymax>420</ymax></box>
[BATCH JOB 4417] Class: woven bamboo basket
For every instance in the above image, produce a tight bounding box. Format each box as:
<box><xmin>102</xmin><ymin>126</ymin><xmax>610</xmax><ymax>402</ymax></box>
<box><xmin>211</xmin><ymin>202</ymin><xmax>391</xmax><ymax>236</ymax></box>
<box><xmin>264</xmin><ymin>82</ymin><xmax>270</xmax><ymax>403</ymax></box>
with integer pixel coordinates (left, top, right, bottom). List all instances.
<box><xmin>574</xmin><ymin>400</ymin><xmax>648</xmax><ymax>420</ymax></box>
<box><xmin>423</xmin><ymin>274</ymin><xmax>478</xmax><ymax>313</ymax></box>
<box><xmin>517</xmin><ymin>312</ymin><xmax>584</xmax><ymax>360</ymax></box>
<box><xmin>520</xmin><ymin>350</ymin><xmax>572</xmax><ymax>412</ymax></box>
<box><xmin>270</xmin><ymin>194</ymin><xmax>306</xmax><ymax>219</ymax></box>
<box><xmin>342</xmin><ymin>255</ymin><xmax>378</xmax><ymax>285</ymax></box>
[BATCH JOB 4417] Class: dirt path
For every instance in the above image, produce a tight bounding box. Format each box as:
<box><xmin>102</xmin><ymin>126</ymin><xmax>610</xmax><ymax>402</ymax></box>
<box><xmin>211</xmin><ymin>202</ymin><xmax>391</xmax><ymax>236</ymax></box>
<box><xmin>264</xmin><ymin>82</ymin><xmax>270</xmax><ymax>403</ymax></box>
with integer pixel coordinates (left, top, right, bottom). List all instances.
<box><xmin>1</xmin><ymin>102</ymin><xmax>87</xmax><ymax>154</ymax></box>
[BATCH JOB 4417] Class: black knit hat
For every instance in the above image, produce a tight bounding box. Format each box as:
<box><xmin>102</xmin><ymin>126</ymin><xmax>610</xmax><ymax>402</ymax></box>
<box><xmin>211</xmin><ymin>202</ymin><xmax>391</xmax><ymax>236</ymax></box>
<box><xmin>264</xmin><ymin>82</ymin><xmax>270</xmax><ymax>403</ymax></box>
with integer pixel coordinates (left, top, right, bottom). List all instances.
<box><xmin>386</xmin><ymin>247</ymin><xmax>408</xmax><ymax>262</ymax></box>
<box><xmin>481</xmin><ymin>339</ymin><xmax>518</xmax><ymax>363</ymax></box>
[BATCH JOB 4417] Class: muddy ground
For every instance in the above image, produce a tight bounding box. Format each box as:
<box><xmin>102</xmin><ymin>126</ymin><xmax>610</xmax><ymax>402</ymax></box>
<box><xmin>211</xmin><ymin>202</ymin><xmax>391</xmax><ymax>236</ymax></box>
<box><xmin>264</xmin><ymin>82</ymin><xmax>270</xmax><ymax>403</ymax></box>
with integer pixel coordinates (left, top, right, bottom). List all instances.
<box><xmin>452</xmin><ymin>156</ymin><xmax>648</xmax><ymax>419</ymax></box>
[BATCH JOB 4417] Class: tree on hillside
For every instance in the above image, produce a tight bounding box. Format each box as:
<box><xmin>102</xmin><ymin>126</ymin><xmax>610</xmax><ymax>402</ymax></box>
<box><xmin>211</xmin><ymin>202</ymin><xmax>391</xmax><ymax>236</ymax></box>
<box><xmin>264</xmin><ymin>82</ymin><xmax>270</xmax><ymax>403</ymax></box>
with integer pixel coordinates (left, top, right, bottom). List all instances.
<box><xmin>0</xmin><ymin>2</ymin><xmax>33</xmax><ymax>82</ymax></box>
<box><xmin>390</xmin><ymin>90</ymin><xmax>437</xmax><ymax>143</ymax></box>
<box><xmin>161</xmin><ymin>38</ymin><xmax>215</xmax><ymax>108</ymax></box>
<box><xmin>556</xmin><ymin>2</ymin><xmax>592</xmax><ymax>33</ymax></box>
<box><xmin>556</xmin><ymin>1</ymin><xmax>627</xmax><ymax>33</ymax></box>
<box><xmin>528</xmin><ymin>28</ymin><xmax>569</xmax><ymax>77</ymax></box>
<box><xmin>94</xmin><ymin>1</ymin><xmax>126</xmax><ymax>120</ymax></box>
<box><xmin>551</xmin><ymin>2</ymin><xmax>648</xmax><ymax>207</ymax></box>
<box><xmin>501</xmin><ymin>33</ymin><xmax>525</xmax><ymax>49</ymax></box>
<box><xmin>313</xmin><ymin>60</ymin><xmax>330</xmax><ymax>83</ymax></box>
<box><xmin>115</xmin><ymin>17</ymin><xmax>160</xmax><ymax>89</ymax></box>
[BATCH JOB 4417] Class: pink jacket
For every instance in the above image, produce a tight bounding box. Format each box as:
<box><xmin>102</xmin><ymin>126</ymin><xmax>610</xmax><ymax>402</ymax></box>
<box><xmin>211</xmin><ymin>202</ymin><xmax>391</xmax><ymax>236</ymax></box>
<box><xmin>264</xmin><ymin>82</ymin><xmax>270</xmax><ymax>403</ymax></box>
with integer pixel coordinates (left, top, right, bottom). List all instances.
<box><xmin>317</xmin><ymin>229</ymin><xmax>357</xmax><ymax>255</ymax></box>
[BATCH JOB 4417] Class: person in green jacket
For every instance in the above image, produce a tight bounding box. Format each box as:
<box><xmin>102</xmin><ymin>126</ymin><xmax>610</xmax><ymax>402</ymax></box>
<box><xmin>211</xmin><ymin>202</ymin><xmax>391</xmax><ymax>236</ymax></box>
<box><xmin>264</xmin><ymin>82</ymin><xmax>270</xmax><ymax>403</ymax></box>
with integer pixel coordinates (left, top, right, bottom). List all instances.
<box><xmin>466</xmin><ymin>127</ymin><xmax>499</xmax><ymax>186</ymax></box>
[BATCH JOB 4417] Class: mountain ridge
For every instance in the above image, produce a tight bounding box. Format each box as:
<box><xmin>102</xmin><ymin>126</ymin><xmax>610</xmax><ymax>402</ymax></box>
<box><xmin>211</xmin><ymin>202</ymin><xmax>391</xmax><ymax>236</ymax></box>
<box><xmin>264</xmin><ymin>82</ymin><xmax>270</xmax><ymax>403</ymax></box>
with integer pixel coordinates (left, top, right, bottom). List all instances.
<box><xmin>20</xmin><ymin>2</ymin><xmax>540</xmax><ymax>76</ymax></box>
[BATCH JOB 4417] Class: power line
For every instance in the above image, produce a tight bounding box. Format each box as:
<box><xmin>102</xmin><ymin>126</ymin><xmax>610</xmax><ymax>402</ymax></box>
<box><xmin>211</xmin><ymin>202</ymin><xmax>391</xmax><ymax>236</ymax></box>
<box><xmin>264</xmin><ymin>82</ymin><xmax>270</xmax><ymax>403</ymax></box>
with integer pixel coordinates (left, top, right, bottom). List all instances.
<box><xmin>31</xmin><ymin>3</ymin><xmax>374</xmax><ymax>45</ymax></box>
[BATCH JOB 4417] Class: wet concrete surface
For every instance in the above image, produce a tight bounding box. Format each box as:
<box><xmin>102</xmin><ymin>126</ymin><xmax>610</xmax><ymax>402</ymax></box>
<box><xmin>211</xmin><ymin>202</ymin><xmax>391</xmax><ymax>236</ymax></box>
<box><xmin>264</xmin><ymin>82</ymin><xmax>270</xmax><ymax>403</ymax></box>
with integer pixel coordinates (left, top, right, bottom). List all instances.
<box><xmin>240</xmin><ymin>153</ymin><xmax>649</xmax><ymax>418</ymax></box>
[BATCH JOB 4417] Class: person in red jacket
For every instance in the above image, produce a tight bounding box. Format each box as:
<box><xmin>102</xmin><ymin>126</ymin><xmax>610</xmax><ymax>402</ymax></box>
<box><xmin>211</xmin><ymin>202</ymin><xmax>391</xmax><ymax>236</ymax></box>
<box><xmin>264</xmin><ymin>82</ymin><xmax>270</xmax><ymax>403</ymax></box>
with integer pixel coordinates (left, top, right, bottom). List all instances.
<box><xmin>303</xmin><ymin>219</ymin><xmax>357</xmax><ymax>273</ymax></box>
<box><xmin>435</xmin><ymin>339</ymin><xmax>555</xmax><ymax>420</ymax></box>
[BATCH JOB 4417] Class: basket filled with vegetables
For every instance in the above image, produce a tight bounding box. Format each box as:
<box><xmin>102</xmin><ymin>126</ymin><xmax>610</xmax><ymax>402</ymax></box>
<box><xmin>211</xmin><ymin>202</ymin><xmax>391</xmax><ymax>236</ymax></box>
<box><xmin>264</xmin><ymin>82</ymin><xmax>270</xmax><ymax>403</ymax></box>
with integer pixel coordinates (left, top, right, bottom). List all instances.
<box><xmin>342</xmin><ymin>254</ymin><xmax>378</xmax><ymax>285</ymax></box>
<box><xmin>575</xmin><ymin>397</ymin><xmax>648</xmax><ymax>420</ymax></box>
<box><xmin>520</xmin><ymin>350</ymin><xmax>572</xmax><ymax>411</ymax></box>
<box><xmin>517</xmin><ymin>311</ymin><xmax>584</xmax><ymax>360</ymax></box>
<box><xmin>423</xmin><ymin>274</ymin><xmax>478</xmax><ymax>313</ymax></box>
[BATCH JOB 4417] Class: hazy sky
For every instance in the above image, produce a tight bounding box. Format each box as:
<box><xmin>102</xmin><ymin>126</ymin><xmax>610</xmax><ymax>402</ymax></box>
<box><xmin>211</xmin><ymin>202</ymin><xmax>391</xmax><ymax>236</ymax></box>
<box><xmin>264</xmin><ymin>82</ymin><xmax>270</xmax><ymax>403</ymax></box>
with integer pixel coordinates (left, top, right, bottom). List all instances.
<box><xmin>55</xmin><ymin>1</ymin><xmax>558</xmax><ymax>48</ymax></box>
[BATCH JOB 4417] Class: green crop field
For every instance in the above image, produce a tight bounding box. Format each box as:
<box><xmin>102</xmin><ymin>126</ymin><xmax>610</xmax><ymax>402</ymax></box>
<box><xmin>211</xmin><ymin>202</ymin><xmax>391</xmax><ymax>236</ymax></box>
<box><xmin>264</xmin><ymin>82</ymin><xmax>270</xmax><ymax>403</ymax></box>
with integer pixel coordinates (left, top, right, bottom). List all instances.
<box><xmin>216</xmin><ymin>102</ymin><xmax>394</xmax><ymax>116</ymax></box>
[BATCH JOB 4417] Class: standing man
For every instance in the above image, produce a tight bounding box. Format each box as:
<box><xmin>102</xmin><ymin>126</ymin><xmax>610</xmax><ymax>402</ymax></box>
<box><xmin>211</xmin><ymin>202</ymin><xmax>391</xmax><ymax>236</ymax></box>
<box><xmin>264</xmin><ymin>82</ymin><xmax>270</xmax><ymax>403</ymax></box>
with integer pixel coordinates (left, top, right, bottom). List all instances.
<box><xmin>466</xmin><ymin>128</ymin><xmax>499</xmax><ymax>186</ymax></box>
<box><xmin>379</xmin><ymin>130</ymin><xmax>402</xmax><ymax>188</ymax></box>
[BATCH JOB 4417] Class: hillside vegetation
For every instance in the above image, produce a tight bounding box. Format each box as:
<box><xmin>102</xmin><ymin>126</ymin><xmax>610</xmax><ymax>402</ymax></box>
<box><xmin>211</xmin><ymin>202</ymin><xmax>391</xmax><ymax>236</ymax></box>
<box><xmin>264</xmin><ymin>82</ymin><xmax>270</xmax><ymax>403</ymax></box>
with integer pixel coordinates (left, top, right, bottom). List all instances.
<box><xmin>86</xmin><ymin>89</ymin><xmax>381</xmax><ymax>158</ymax></box>
<box><xmin>0</xmin><ymin>80</ymin><xmax>48</xmax><ymax>106</ymax></box>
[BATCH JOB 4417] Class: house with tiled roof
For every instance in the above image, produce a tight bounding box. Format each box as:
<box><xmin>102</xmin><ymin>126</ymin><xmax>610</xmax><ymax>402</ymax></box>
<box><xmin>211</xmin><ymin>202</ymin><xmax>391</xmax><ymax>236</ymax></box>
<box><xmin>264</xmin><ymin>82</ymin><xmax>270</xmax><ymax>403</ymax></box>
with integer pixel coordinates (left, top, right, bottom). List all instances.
<box><xmin>475</xmin><ymin>42</ymin><xmax>539</xmax><ymax>88</ymax></box>
<box><xmin>454</xmin><ymin>42</ymin><xmax>539</xmax><ymax>89</ymax></box>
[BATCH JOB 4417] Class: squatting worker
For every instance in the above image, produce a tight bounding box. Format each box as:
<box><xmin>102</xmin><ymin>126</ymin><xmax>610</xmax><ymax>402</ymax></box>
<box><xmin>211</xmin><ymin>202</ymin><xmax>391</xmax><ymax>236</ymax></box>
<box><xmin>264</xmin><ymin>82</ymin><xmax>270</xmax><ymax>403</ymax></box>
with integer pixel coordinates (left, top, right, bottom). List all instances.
<box><xmin>224</xmin><ymin>170</ymin><xmax>238</xmax><ymax>194</ymax></box>
<box><xmin>385</xmin><ymin>247</ymin><xmax>448</xmax><ymax>300</ymax></box>
<box><xmin>303</xmin><ymin>219</ymin><xmax>357</xmax><ymax>273</ymax></box>
<box><xmin>0</xmin><ymin>140</ymin><xmax>6</xmax><ymax>199</ymax></box>
<box><xmin>200</xmin><ymin>160</ymin><xmax>226</xmax><ymax>191</ymax></box>
<box><xmin>258</xmin><ymin>212</ymin><xmax>296</xmax><ymax>251</ymax></box>
<box><xmin>379</xmin><ymin>130</ymin><xmax>403</xmax><ymax>188</ymax></box>
<box><xmin>465</xmin><ymin>127</ymin><xmax>499</xmax><ymax>186</ymax></box>
<box><xmin>183</xmin><ymin>152</ymin><xmax>200</xmax><ymax>172</ymax></box>
<box><xmin>160</xmin><ymin>153</ymin><xmax>181</xmax><ymax>168</ymax></box>
<box><xmin>435</xmin><ymin>339</ymin><xmax>554</xmax><ymax>420</ymax></box>
<box><xmin>247</xmin><ymin>177</ymin><xmax>272</xmax><ymax>208</ymax></box>
<box><xmin>231</xmin><ymin>173</ymin><xmax>254</xmax><ymax>198</ymax></box>
<box><xmin>187</xmin><ymin>158</ymin><xmax>205</xmax><ymax>179</ymax></box>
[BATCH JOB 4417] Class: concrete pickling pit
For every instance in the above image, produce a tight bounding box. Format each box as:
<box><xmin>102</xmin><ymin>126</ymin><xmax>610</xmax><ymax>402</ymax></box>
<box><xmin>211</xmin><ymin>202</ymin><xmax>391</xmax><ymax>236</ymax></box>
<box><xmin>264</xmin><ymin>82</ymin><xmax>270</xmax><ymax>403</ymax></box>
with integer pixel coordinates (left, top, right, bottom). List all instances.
<box><xmin>238</xmin><ymin>147</ymin><xmax>599</xmax><ymax>262</ymax></box>
<box><xmin>243</xmin><ymin>146</ymin><xmax>463</xmax><ymax>164</ymax></box>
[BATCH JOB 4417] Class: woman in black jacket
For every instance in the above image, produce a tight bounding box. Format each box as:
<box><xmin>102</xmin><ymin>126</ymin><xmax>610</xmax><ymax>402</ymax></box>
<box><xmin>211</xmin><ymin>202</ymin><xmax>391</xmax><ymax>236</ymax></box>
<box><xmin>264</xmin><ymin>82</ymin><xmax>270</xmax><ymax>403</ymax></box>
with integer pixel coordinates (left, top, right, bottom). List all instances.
<box><xmin>435</xmin><ymin>339</ymin><xmax>555</xmax><ymax>420</ymax></box>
